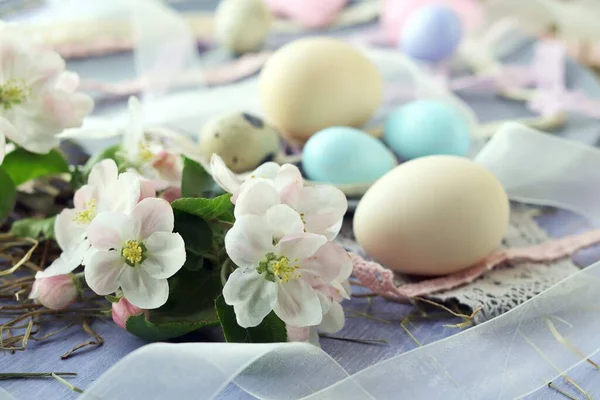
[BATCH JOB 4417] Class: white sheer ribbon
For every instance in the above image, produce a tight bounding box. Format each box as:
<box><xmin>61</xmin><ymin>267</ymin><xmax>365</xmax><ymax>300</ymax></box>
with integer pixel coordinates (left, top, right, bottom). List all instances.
<box><xmin>73</xmin><ymin>124</ymin><xmax>600</xmax><ymax>399</ymax></box>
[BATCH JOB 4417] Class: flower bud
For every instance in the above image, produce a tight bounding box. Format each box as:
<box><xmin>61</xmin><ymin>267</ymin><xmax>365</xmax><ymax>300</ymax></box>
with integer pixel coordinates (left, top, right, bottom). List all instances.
<box><xmin>112</xmin><ymin>297</ymin><xmax>146</xmax><ymax>329</ymax></box>
<box><xmin>30</xmin><ymin>275</ymin><xmax>78</xmax><ymax>310</ymax></box>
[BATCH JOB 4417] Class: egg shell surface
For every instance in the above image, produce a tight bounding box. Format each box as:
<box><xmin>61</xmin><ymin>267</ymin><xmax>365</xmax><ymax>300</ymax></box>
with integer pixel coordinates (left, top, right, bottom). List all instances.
<box><xmin>197</xmin><ymin>112</ymin><xmax>280</xmax><ymax>173</ymax></box>
<box><xmin>303</xmin><ymin>126</ymin><xmax>396</xmax><ymax>185</ymax></box>
<box><xmin>400</xmin><ymin>4</ymin><xmax>463</xmax><ymax>63</ymax></box>
<box><xmin>353</xmin><ymin>155</ymin><xmax>509</xmax><ymax>276</ymax></box>
<box><xmin>384</xmin><ymin>100</ymin><xmax>471</xmax><ymax>160</ymax></box>
<box><xmin>259</xmin><ymin>37</ymin><xmax>383</xmax><ymax>143</ymax></box>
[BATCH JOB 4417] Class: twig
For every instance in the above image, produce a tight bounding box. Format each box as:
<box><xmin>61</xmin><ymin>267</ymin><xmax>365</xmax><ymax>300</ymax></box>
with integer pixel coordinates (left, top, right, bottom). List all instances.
<box><xmin>548</xmin><ymin>382</ymin><xmax>578</xmax><ymax>400</ymax></box>
<box><xmin>0</xmin><ymin>238</ymin><xmax>38</xmax><ymax>276</ymax></box>
<box><xmin>545</xmin><ymin>318</ymin><xmax>599</xmax><ymax>370</ymax></box>
<box><xmin>351</xmin><ymin>293</ymin><xmax>378</xmax><ymax>298</ymax></box>
<box><xmin>345</xmin><ymin>309</ymin><xmax>392</xmax><ymax>324</ymax></box>
<box><xmin>52</xmin><ymin>373</ymin><xmax>84</xmax><ymax>394</ymax></box>
<box><xmin>319</xmin><ymin>334</ymin><xmax>387</xmax><ymax>345</ymax></box>
<box><xmin>520</xmin><ymin>332</ymin><xmax>592</xmax><ymax>400</ymax></box>
<box><xmin>0</xmin><ymin>372</ymin><xmax>77</xmax><ymax>380</ymax></box>
<box><xmin>60</xmin><ymin>320</ymin><xmax>103</xmax><ymax>359</ymax></box>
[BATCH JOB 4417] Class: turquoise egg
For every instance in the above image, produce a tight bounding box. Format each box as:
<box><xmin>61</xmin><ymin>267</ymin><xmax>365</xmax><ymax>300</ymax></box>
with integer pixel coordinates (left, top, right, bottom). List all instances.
<box><xmin>384</xmin><ymin>100</ymin><xmax>471</xmax><ymax>161</ymax></box>
<box><xmin>302</xmin><ymin>127</ymin><xmax>396</xmax><ymax>185</ymax></box>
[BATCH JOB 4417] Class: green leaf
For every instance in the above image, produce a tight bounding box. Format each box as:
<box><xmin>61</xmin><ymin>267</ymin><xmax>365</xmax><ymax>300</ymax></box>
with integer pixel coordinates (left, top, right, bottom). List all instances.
<box><xmin>172</xmin><ymin>194</ymin><xmax>234</xmax><ymax>223</ymax></box>
<box><xmin>82</xmin><ymin>144</ymin><xmax>121</xmax><ymax>176</ymax></box>
<box><xmin>173</xmin><ymin>210</ymin><xmax>213</xmax><ymax>255</ymax></box>
<box><xmin>0</xmin><ymin>167</ymin><xmax>16</xmax><ymax>223</ymax></box>
<box><xmin>2</xmin><ymin>148</ymin><xmax>69</xmax><ymax>186</ymax></box>
<box><xmin>181</xmin><ymin>157</ymin><xmax>221</xmax><ymax>198</ymax></box>
<box><xmin>183</xmin><ymin>253</ymin><xmax>205</xmax><ymax>271</ymax></box>
<box><xmin>10</xmin><ymin>216</ymin><xmax>56</xmax><ymax>240</ymax></box>
<box><xmin>215</xmin><ymin>295</ymin><xmax>287</xmax><ymax>343</ymax></box>
<box><xmin>126</xmin><ymin>268</ymin><xmax>222</xmax><ymax>341</ymax></box>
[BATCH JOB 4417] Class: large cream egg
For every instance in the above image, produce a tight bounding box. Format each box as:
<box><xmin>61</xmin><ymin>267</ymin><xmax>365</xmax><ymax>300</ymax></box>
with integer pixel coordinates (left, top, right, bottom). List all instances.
<box><xmin>259</xmin><ymin>37</ymin><xmax>383</xmax><ymax>143</ymax></box>
<box><xmin>353</xmin><ymin>156</ymin><xmax>509</xmax><ymax>276</ymax></box>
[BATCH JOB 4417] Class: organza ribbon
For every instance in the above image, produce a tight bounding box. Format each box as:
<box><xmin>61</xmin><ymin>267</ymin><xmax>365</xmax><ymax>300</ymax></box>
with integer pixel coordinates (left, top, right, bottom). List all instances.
<box><xmin>65</xmin><ymin>123</ymin><xmax>600</xmax><ymax>399</ymax></box>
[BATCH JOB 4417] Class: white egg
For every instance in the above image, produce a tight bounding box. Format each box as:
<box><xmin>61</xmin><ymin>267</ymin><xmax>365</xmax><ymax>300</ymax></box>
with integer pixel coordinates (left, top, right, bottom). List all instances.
<box><xmin>214</xmin><ymin>0</ymin><xmax>272</xmax><ymax>54</ymax></box>
<box><xmin>353</xmin><ymin>156</ymin><xmax>509</xmax><ymax>276</ymax></box>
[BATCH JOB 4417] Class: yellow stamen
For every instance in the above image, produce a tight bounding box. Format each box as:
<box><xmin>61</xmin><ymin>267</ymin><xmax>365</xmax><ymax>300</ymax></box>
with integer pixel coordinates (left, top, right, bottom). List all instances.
<box><xmin>272</xmin><ymin>256</ymin><xmax>301</xmax><ymax>283</ymax></box>
<box><xmin>121</xmin><ymin>240</ymin><xmax>144</xmax><ymax>266</ymax></box>
<box><xmin>0</xmin><ymin>79</ymin><xmax>31</xmax><ymax>110</ymax></box>
<box><xmin>138</xmin><ymin>142</ymin><xmax>154</xmax><ymax>162</ymax></box>
<box><xmin>72</xmin><ymin>199</ymin><xmax>96</xmax><ymax>225</ymax></box>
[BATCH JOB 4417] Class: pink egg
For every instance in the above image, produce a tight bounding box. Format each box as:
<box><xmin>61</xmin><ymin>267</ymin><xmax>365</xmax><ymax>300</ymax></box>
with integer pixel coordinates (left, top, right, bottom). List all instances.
<box><xmin>381</xmin><ymin>0</ymin><xmax>483</xmax><ymax>45</ymax></box>
<box><xmin>264</xmin><ymin>0</ymin><xmax>348</xmax><ymax>29</ymax></box>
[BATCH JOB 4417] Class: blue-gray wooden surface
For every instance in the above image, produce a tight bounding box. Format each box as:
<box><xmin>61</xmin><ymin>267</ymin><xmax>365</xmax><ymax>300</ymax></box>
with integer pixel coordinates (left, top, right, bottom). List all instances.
<box><xmin>3</xmin><ymin>1</ymin><xmax>600</xmax><ymax>399</ymax></box>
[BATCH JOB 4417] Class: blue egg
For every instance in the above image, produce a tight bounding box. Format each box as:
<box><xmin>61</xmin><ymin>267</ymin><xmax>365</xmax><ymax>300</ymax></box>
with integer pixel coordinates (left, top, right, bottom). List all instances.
<box><xmin>400</xmin><ymin>5</ymin><xmax>463</xmax><ymax>63</ymax></box>
<box><xmin>303</xmin><ymin>127</ymin><xmax>396</xmax><ymax>185</ymax></box>
<box><xmin>384</xmin><ymin>100</ymin><xmax>471</xmax><ymax>160</ymax></box>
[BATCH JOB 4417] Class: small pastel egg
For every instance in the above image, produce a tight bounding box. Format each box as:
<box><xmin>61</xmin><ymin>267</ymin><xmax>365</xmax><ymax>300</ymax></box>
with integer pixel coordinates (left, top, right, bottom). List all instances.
<box><xmin>353</xmin><ymin>155</ymin><xmax>509</xmax><ymax>276</ymax></box>
<box><xmin>214</xmin><ymin>0</ymin><xmax>272</xmax><ymax>54</ymax></box>
<box><xmin>384</xmin><ymin>100</ymin><xmax>471</xmax><ymax>160</ymax></box>
<box><xmin>400</xmin><ymin>5</ymin><xmax>463</xmax><ymax>63</ymax></box>
<box><xmin>197</xmin><ymin>112</ymin><xmax>280</xmax><ymax>173</ymax></box>
<box><xmin>302</xmin><ymin>127</ymin><xmax>396</xmax><ymax>185</ymax></box>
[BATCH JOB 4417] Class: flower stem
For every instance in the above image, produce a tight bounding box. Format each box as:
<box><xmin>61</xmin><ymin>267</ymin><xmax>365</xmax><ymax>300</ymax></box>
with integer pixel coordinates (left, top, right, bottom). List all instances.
<box><xmin>52</xmin><ymin>373</ymin><xmax>84</xmax><ymax>393</ymax></box>
<box><xmin>220</xmin><ymin>258</ymin><xmax>234</xmax><ymax>287</ymax></box>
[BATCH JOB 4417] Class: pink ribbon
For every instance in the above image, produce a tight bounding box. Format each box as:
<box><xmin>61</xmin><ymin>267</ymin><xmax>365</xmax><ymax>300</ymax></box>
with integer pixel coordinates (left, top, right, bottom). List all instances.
<box><xmin>352</xmin><ymin>229</ymin><xmax>600</xmax><ymax>301</ymax></box>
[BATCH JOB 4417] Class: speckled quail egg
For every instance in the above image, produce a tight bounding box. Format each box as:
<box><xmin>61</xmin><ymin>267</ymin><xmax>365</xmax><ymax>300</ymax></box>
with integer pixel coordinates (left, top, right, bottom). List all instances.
<box><xmin>214</xmin><ymin>0</ymin><xmax>273</xmax><ymax>54</ymax></box>
<box><xmin>197</xmin><ymin>112</ymin><xmax>281</xmax><ymax>173</ymax></box>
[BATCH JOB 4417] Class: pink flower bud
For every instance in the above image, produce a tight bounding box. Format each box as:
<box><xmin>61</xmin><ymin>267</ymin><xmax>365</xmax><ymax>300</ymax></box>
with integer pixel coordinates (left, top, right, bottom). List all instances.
<box><xmin>160</xmin><ymin>187</ymin><xmax>182</xmax><ymax>203</ymax></box>
<box><xmin>139</xmin><ymin>178</ymin><xmax>157</xmax><ymax>202</ymax></box>
<box><xmin>30</xmin><ymin>275</ymin><xmax>78</xmax><ymax>310</ymax></box>
<box><xmin>112</xmin><ymin>297</ymin><xmax>146</xmax><ymax>329</ymax></box>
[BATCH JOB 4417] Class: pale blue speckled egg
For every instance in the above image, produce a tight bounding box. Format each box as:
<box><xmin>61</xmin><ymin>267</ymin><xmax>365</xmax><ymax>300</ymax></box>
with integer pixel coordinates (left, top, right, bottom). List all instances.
<box><xmin>400</xmin><ymin>5</ymin><xmax>463</xmax><ymax>63</ymax></box>
<box><xmin>302</xmin><ymin>127</ymin><xmax>396</xmax><ymax>185</ymax></box>
<box><xmin>384</xmin><ymin>100</ymin><xmax>471</xmax><ymax>160</ymax></box>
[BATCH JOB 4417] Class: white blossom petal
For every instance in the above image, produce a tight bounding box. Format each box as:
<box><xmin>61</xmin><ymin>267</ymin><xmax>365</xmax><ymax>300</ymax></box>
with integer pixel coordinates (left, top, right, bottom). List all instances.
<box><xmin>266</xmin><ymin>204</ymin><xmax>304</xmax><ymax>240</ymax></box>
<box><xmin>318</xmin><ymin>301</ymin><xmax>345</xmax><ymax>333</ymax></box>
<box><xmin>54</xmin><ymin>208</ymin><xmax>87</xmax><ymax>251</ymax></box>
<box><xmin>274</xmin><ymin>164</ymin><xmax>303</xmax><ymax>203</ymax></box>
<box><xmin>274</xmin><ymin>279</ymin><xmax>322</xmax><ymax>327</ymax></box>
<box><xmin>292</xmin><ymin>186</ymin><xmax>347</xmax><ymax>238</ymax></box>
<box><xmin>301</xmin><ymin>242</ymin><xmax>351</xmax><ymax>287</ymax></box>
<box><xmin>98</xmin><ymin>172</ymin><xmax>141</xmax><ymax>214</ymax></box>
<box><xmin>0</xmin><ymin>131</ymin><xmax>5</xmax><ymax>165</ymax></box>
<box><xmin>88</xmin><ymin>159</ymin><xmax>119</xmax><ymax>189</ymax></box>
<box><xmin>251</xmin><ymin>162</ymin><xmax>280</xmax><ymax>180</ymax></box>
<box><xmin>210</xmin><ymin>154</ymin><xmax>242</xmax><ymax>195</ymax></box>
<box><xmin>122</xmin><ymin>96</ymin><xmax>145</xmax><ymax>163</ymax></box>
<box><xmin>225</xmin><ymin>215</ymin><xmax>275</xmax><ymax>269</ymax></box>
<box><xmin>223</xmin><ymin>268</ymin><xmax>277</xmax><ymax>328</ymax></box>
<box><xmin>121</xmin><ymin>268</ymin><xmax>169</xmax><ymax>309</ymax></box>
<box><xmin>73</xmin><ymin>184</ymin><xmax>96</xmax><ymax>210</ymax></box>
<box><xmin>234</xmin><ymin>179</ymin><xmax>280</xmax><ymax>218</ymax></box>
<box><xmin>276</xmin><ymin>233</ymin><xmax>327</xmax><ymax>262</ymax></box>
<box><xmin>0</xmin><ymin>117</ymin><xmax>17</xmax><ymax>151</ymax></box>
<box><xmin>132</xmin><ymin>198</ymin><xmax>174</xmax><ymax>239</ymax></box>
<box><xmin>37</xmin><ymin>239</ymin><xmax>90</xmax><ymax>278</ymax></box>
<box><xmin>85</xmin><ymin>251</ymin><xmax>126</xmax><ymax>295</ymax></box>
<box><xmin>143</xmin><ymin>232</ymin><xmax>186</xmax><ymax>279</ymax></box>
<box><xmin>87</xmin><ymin>212</ymin><xmax>135</xmax><ymax>251</ymax></box>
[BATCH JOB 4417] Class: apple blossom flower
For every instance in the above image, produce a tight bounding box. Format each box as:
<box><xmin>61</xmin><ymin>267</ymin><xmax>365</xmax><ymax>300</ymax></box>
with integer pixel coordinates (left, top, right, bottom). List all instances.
<box><xmin>0</xmin><ymin>23</ymin><xmax>93</xmax><ymax>158</ymax></box>
<box><xmin>211</xmin><ymin>154</ymin><xmax>347</xmax><ymax>240</ymax></box>
<box><xmin>223</xmin><ymin>205</ymin><xmax>350</xmax><ymax>328</ymax></box>
<box><xmin>30</xmin><ymin>274</ymin><xmax>79</xmax><ymax>310</ymax></box>
<box><xmin>38</xmin><ymin>159</ymin><xmax>142</xmax><ymax>278</ymax></box>
<box><xmin>85</xmin><ymin>197</ymin><xmax>186</xmax><ymax>309</ymax></box>
<box><xmin>210</xmin><ymin>153</ymin><xmax>280</xmax><ymax>202</ymax></box>
<box><xmin>112</xmin><ymin>297</ymin><xmax>147</xmax><ymax>329</ymax></box>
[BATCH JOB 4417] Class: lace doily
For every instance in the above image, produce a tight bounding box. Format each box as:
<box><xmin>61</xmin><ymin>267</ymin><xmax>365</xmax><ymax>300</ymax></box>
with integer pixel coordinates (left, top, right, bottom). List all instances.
<box><xmin>336</xmin><ymin>204</ymin><xmax>582</xmax><ymax>324</ymax></box>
